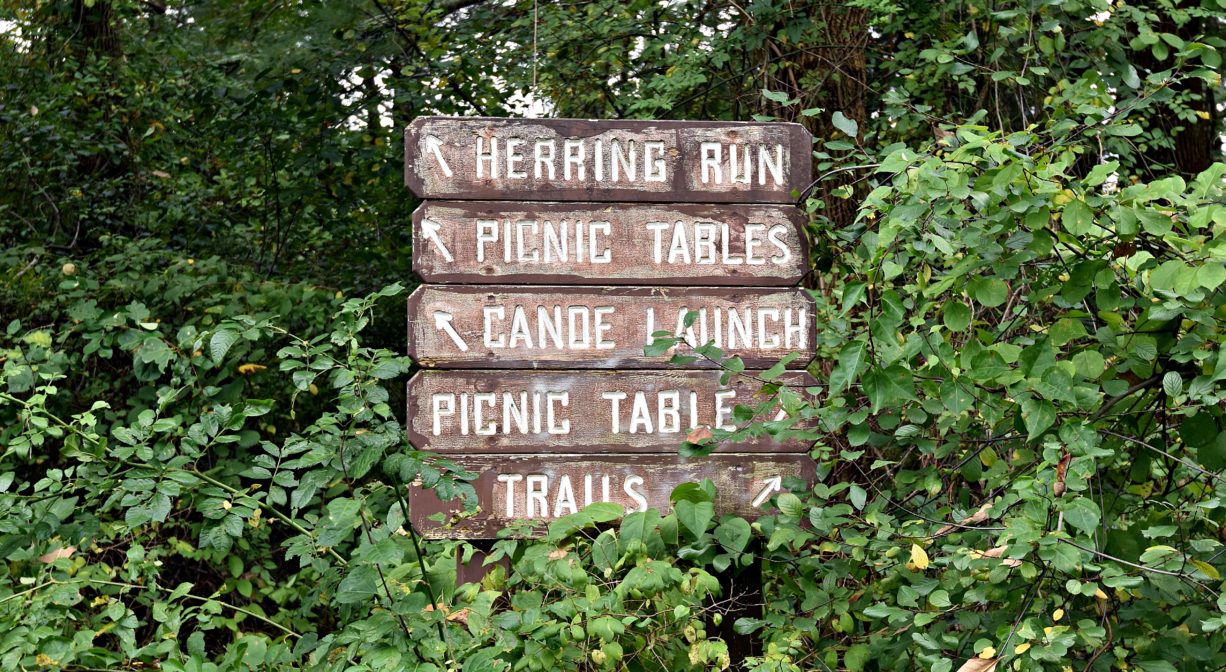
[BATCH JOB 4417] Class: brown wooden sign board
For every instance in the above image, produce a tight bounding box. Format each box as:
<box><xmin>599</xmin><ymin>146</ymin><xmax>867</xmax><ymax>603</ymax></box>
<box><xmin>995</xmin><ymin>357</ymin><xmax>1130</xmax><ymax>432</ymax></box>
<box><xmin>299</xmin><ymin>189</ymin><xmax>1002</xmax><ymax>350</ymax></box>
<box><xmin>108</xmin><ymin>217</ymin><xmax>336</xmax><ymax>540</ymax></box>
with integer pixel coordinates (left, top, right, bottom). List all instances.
<box><xmin>407</xmin><ymin>369</ymin><xmax>817</xmax><ymax>454</ymax></box>
<box><xmin>409</xmin><ymin>453</ymin><xmax>815</xmax><ymax>538</ymax></box>
<box><xmin>406</xmin><ymin>285</ymin><xmax>816</xmax><ymax>369</ymax></box>
<box><xmin>404</xmin><ymin>117</ymin><xmax>812</xmax><ymax>203</ymax></box>
<box><xmin>412</xmin><ymin>201</ymin><xmax>809</xmax><ymax>286</ymax></box>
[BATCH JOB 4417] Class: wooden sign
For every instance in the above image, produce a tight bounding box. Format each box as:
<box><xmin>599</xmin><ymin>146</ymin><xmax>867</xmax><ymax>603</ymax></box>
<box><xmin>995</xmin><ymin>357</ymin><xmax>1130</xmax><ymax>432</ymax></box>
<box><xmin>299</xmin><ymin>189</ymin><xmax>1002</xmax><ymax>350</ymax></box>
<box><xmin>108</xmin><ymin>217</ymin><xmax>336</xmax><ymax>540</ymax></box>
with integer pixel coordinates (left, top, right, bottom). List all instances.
<box><xmin>412</xmin><ymin>201</ymin><xmax>809</xmax><ymax>286</ymax></box>
<box><xmin>409</xmin><ymin>453</ymin><xmax>816</xmax><ymax>538</ymax></box>
<box><xmin>406</xmin><ymin>285</ymin><xmax>816</xmax><ymax>369</ymax></box>
<box><xmin>407</xmin><ymin>369</ymin><xmax>817</xmax><ymax>454</ymax></box>
<box><xmin>404</xmin><ymin>117</ymin><xmax>812</xmax><ymax>203</ymax></box>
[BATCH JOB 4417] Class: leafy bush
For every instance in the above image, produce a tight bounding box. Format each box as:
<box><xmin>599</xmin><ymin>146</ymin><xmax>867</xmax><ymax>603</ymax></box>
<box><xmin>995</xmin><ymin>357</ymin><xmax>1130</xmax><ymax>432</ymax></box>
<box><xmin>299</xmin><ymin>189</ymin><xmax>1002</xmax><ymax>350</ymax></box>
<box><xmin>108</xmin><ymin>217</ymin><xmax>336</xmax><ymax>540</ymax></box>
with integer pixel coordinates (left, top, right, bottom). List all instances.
<box><xmin>3</xmin><ymin>0</ymin><xmax>1226</xmax><ymax>670</ymax></box>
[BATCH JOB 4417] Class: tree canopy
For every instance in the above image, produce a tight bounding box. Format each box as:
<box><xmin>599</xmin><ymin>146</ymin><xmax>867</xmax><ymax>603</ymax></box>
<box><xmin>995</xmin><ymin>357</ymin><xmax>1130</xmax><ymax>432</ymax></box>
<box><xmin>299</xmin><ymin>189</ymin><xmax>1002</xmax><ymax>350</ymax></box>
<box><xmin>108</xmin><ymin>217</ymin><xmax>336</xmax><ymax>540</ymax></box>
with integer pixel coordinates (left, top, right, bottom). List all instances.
<box><xmin>1</xmin><ymin>1</ymin><xmax>1225</xmax><ymax>670</ymax></box>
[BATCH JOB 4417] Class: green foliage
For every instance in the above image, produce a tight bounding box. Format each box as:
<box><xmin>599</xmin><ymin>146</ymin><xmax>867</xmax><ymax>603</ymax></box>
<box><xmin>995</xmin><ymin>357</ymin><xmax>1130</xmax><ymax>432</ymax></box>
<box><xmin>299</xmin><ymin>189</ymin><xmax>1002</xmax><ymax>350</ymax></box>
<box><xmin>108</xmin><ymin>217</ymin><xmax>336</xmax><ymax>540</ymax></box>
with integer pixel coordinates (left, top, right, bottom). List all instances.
<box><xmin>2</xmin><ymin>0</ymin><xmax>1226</xmax><ymax>670</ymax></box>
<box><xmin>645</xmin><ymin>60</ymin><xmax>1226</xmax><ymax>672</ymax></box>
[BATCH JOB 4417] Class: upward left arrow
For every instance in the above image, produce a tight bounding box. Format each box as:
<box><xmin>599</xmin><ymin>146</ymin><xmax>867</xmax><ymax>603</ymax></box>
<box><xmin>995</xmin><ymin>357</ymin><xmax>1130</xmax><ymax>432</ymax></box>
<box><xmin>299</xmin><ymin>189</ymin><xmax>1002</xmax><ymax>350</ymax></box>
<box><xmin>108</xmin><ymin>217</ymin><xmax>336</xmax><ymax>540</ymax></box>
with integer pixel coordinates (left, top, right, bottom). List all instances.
<box><xmin>420</xmin><ymin>218</ymin><xmax>454</xmax><ymax>263</ymax></box>
<box><xmin>433</xmin><ymin>311</ymin><xmax>469</xmax><ymax>352</ymax></box>
<box><xmin>424</xmin><ymin>135</ymin><xmax>453</xmax><ymax>177</ymax></box>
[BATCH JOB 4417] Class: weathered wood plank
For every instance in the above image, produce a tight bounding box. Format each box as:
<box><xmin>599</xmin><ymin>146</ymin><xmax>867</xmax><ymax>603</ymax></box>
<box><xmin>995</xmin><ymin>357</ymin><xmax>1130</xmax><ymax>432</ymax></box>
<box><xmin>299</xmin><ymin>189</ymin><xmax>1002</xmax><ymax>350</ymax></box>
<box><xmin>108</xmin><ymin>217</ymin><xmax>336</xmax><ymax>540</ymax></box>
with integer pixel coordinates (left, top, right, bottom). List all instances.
<box><xmin>409</xmin><ymin>453</ymin><xmax>815</xmax><ymax>539</ymax></box>
<box><xmin>406</xmin><ymin>285</ymin><xmax>816</xmax><ymax>369</ymax></box>
<box><xmin>404</xmin><ymin>117</ymin><xmax>812</xmax><ymax>203</ymax></box>
<box><xmin>407</xmin><ymin>369</ymin><xmax>817</xmax><ymax>454</ymax></box>
<box><xmin>412</xmin><ymin>201</ymin><xmax>809</xmax><ymax>286</ymax></box>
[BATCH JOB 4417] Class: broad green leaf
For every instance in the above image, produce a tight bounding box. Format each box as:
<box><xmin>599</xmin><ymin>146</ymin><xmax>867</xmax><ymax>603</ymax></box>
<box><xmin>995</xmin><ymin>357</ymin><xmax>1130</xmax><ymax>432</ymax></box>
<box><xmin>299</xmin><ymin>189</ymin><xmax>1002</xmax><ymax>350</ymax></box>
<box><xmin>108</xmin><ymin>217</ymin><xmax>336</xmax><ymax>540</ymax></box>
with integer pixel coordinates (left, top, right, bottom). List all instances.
<box><xmin>1162</xmin><ymin>371</ymin><xmax>1183</xmax><ymax>398</ymax></box>
<box><xmin>832</xmin><ymin>110</ymin><xmax>859</xmax><ymax>137</ymax></box>
<box><xmin>1061</xmin><ymin>198</ymin><xmax>1094</xmax><ymax>236</ymax></box>
<box><xmin>829</xmin><ymin>339</ymin><xmax>868</xmax><ymax>396</ymax></box>
<box><xmin>675</xmin><ymin>500</ymin><xmax>714</xmax><ymax>538</ymax></box>
<box><xmin>845</xmin><ymin>644</ymin><xmax>870</xmax><ymax>671</ymax></box>
<box><xmin>335</xmin><ymin>566</ymin><xmax>377</xmax><ymax>604</ymax></box>
<box><xmin>548</xmin><ymin>502</ymin><xmax>624</xmax><ymax>541</ymax></box>
<box><xmin>1072</xmin><ymin>350</ymin><xmax>1105</xmax><ymax>379</ymax></box>
<box><xmin>943</xmin><ymin>301</ymin><xmax>971</xmax><ymax>332</ymax></box>
<box><xmin>1020</xmin><ymin>398</ymin><xmax>1056</xmax><ymax>440</ymax></box>
<box><xmin>714</xmin><ymin>518</ymin><xmax>752</xmax><ymax>553</ymax></box>
<box><xmin>969</xmin><ymin>277</ymin><xmax>1008</xmax><ymax>308</ymax></box>
<box><xmin>209</xmin><ymin>328</ymin><xmax>240</xmax><ymax>364</ymax></box>
<box><xmin>863</xmin><ymin>365</ymin><xmax>917</xmax><ymax>412</ymax></box>
<box><xmin>777</xmin><ymin>492</ymin><xmax>804</xmax><ymax>518</ymax></box>
<box><xmin>1063</xmin><ymin>497</ymin><xmax>1101</xmax><ymax>535</ymax></box>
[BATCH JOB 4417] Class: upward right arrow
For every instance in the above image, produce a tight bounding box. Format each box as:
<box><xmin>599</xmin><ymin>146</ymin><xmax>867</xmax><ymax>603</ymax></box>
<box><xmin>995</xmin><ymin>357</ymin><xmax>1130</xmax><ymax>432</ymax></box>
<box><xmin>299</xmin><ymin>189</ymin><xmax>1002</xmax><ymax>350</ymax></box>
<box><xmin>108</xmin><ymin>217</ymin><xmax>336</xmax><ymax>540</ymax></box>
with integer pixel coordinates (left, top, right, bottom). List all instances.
<box><xmin>752</xmin><ymin>475</ymin><xmax>783</xmax><ymax>508</ymax></box>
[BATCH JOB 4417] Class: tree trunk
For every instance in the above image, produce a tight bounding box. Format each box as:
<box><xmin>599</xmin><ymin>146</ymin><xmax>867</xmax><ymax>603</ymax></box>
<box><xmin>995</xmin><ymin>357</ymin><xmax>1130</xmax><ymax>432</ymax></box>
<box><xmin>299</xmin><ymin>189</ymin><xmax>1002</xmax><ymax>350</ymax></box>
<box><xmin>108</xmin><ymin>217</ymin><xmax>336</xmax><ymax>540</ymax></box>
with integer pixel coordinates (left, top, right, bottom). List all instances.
<box><xmin>1131</xmin><ymin>1</ymin><xmax>1219</xmax><ymax>178</ymax></box>
<box><xmin>70</xmin><ymin>0</ymin><xmax>121</xmax><ymax>57</ymax></box>
<box><xmin>759</xmin><ymin>2</ymin><xmax>870</xmax><ymax>230</ymax></box>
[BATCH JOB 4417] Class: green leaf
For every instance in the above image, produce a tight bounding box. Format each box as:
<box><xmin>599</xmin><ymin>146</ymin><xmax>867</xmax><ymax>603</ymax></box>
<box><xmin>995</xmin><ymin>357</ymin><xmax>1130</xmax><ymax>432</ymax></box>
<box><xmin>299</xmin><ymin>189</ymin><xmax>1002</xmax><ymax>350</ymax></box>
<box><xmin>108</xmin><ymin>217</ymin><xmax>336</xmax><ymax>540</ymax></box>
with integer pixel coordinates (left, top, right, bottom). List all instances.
<box><xmin>942</xmin><ymin>301</ymin><xmax>971</xmax><ymax>332</ymax></box>
<box><xmin>589</xmin><ymin>615</ymin><xmax>625</xmax><ymax>642</ymax></box>
<box><xmin>1063</xmin><ymin>497</ymin><xmax>1101</xmax><ymax>535</ymax></box>
<box><xmin>1072</xmin><ymin>350</ymin><xmax>1106</xmax><ymax>379</ymax></box>
<box><xmin>643</xmin><ymin>336</ymin><xmax>676</xmax><ymax>357</ymax></box>
<box><xmin>1020</xmin><ymin>397</ymin><xmax>1056</xmax><ymax>440</ymax></box>
<box><xmin>845</xmin><ymin>644</ymin><xmax>870</xmax><ymax>671</ymax></box>
<box><xmin>832</xmin><ymin>111</ymin><xmax>859</xmax><ymax>138</ymax></box>
<box><xmin>829</xmin><ymin>339</ymin><xmax>868</xmax><ymax>396</ymax></box>
<box><xmin>848</xmin><ymin>484</ymin><xmax>867</xmax><ymax>510</ymax></box>
<box><xmin>714</xmin><ymin>518</ymin><xmax>752</xmax><ymax>553</ymax></box>
<box><xmin>969</xmin><ymin>277</ymin><xmax>1008</xmax><ymax>308</ymax></box>
<box><xmin>1162</xmin><ymin>371</ymin><xmax>1183</xmax><ymax>398</ymax></box>
<box><xmin>675</xmin><ymin>500</ymin><xmax>714</xmax><ymax>538</ymax></box>
<box><xmin>862</xmin><ymin>365</ymin><xmax>917</xmax><ymax>412</ymax></box>
<box><xmin>1049</xmin><ymin>318</ymin><xmax>1087</xmax><ymax>346</ymax></box>
<box><xmin>1197</xmin><ymin>263</ymin><xmax>1226</xmax><ymax>290</ymax></box>
<box><xmin>335</xmin><ymin>566</ymin><xmax>378</xmax><ymax>604</ymax></box>
<box><xmin>762</xmin><ymin>88</ymin><xmax>793</xmax><ymax>105</ymax></box>
<box><xmin>619</xmin><ymin>509</ymin><xmax>661</xmax><ymax>553</ymax></box>
<box><xmin>547</xmin><ymin>502</ymin><xmax>625</xmax><ymax>541</ymax></box>
<box><xmin>592</xmin><ymin>530</ymin><xmax>619</xmax><ymax>570</ymax></box>
<box><xmin>928</xmin><ymin>589</ymin><xmax>952</xmax><ymax>608</ymax></box>
<box><xmin>1062</xmin><ymin>199</ymin><xmax>1094</xmax><ymax>236</ymax></box>
<box><xmin>209</xmin><ymin>328</ymin><xmax>240</xmax><ymax>364</ymax></box>
<box><xmin>777</xmin><ymin>492</ymin><xmax>804</xmax><ymax>517</ymax></box>
<box><xmin>1085</xmin><ymin>161</ymin><xmax>1119</xmax><ymax>187</ymax></box>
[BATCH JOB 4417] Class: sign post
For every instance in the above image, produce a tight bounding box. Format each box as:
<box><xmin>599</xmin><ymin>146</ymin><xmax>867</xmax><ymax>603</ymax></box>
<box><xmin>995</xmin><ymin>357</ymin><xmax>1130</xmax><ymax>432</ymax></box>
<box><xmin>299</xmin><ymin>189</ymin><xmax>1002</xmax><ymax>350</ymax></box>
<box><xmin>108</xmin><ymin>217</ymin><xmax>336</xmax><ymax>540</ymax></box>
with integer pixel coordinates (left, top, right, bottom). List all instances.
<box><xmin>404</xmin><ymin>115</ymin><xmax>815</xmax><ymax>538</ymax></box>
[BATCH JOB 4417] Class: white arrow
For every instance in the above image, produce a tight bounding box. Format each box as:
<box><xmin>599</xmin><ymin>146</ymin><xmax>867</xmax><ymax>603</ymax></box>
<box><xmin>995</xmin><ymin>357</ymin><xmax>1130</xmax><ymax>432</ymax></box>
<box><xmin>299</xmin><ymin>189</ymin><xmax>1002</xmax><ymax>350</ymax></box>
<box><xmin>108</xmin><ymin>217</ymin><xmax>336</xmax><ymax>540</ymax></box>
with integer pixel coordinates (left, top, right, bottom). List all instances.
<box><xmin>424</xmin><ymin>135</ymin><xmax>453</xmax><ymax>177</ymax></box>
<box><xmin>420</xmin><ymin>218</ymin><xmax>453</xmax><ymax>262</ymax></box>
<box><xmin>751</xmin><ymin>476</ymin><xmax>783</xmax><ymax>508</ymax></box>
<box><xmin>433</xmin><ymin>311</ymin><xmax>468</xmax><ymax>352</ymax></box>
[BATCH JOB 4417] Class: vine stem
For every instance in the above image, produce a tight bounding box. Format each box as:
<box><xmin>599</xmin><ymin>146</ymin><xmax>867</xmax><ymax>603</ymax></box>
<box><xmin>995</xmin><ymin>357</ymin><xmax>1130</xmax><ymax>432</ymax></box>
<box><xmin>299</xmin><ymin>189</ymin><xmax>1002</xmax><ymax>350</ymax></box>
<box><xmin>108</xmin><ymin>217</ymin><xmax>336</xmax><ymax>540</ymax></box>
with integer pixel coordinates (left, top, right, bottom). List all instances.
<box><xmin>0</xmin><ymin>390</ymin><xmax>348</xmax><ymax>566</ymax></box>
<box><xmin>0</xmin><ymin>578</ymin><xmax>301</xmax><ymax>638</ymax></box>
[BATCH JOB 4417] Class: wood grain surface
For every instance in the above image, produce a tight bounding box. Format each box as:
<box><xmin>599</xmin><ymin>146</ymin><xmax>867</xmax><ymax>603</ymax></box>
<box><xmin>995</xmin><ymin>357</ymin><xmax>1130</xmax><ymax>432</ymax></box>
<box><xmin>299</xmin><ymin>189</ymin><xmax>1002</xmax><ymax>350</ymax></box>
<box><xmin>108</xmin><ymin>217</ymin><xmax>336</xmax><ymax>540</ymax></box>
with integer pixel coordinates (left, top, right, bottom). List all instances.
<box><xmin>404</xmin><ymin>117</ymin><xmax>812</xmax><ymax>203</ymax></box>
<box><xmin>412</xmin><ymin>201</ymin><xmax>809</xmax><ymax>286</ymax></box>
<box><xmin>407</xmin><ymin>369</ymin><xmax>817</xmax><ymax>453</ymax></box>
<box><xmin>409</xmin><ymin>453</ymin><xmax>816</xmax><ymax>538</ymax></box>
<box><xmin>406</xmin><ymin>285</ymin><xmax>817</xmax><ymax>369</ymax></box>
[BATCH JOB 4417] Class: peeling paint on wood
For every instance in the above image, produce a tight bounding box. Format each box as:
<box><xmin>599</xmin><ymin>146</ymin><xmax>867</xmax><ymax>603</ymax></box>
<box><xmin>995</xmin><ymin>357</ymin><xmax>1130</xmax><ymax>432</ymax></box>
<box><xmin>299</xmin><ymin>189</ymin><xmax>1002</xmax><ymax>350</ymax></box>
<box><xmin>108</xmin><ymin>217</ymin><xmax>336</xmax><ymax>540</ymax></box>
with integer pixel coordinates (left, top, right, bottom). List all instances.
<box><xmin>412</xmin><ymin>201</ymin><xmax>809</xmax><ymax>286</ymax></box>
<box><xmin>407</xmin><ymin>369</ymin><xmax>817</xmax><ymax>454</ymax></box>
<box><xmin>406</xmin><ymin>285</ymin><xmax>817</xmax><ymax>369</ymax></box>
<box><xmin>409</xmin><ymin>453</ymin><xmax>816</xmax><ymax>538</ymax></box>
<box><xmin>405</xmin><ymin>117</ymin><xmax>812</xmax><ymax>203</ymax></box>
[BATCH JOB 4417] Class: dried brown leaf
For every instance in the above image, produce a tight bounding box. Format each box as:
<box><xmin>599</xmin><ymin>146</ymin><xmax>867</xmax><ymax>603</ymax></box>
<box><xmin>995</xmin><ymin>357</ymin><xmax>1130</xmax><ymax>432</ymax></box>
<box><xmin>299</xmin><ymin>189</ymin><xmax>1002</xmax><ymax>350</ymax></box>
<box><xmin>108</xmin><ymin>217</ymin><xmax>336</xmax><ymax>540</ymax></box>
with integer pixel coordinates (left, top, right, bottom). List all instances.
<box><xmin>956</xmin><ymin>657</ymin><xmax>999</xmax><ymax>672</ymax></box>
<box><xmin>1054</xmin><ymin>452</ymin><xmax>1071</xmax><ymax>497</ymax></box>
<box><xmin>39</xmin><ymin>546</ymin><xmax>75</xmax><ymax>563</ymax></box>
<box><xmin>686</xmin><ymin>426</ymin><xmax>714</xmax><ymax>444</ymax></box>
<box><xmin>961</xmin><ymin>501</ymin><xmax>994</xmax><ymax>525</ymax></box>
<box><xmin>979</xmin><ymin>545</ymin><xmax>1007</xmax><ymax>559</ymax></box>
